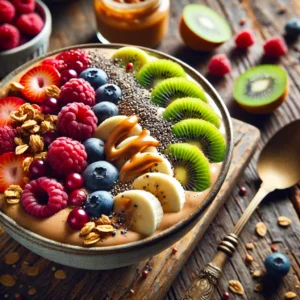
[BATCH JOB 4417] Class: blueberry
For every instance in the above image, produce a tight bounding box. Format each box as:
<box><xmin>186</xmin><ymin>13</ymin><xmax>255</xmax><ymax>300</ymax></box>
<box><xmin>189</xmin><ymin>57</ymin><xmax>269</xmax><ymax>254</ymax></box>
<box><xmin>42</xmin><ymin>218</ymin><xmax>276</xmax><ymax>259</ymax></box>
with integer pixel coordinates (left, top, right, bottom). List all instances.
<box><xmin>264</xmin><ymin>252</ymin><xmax>291</xmax><ymax>278</ymax></box>
<box><xmin>92</xmin><ymin>101</ymin><xmax>119</xmax><ymax>124</ymax></box>
<box><xmin>79</xmin><ymin>68</ymin><xmax>108</xmax><ymax>90</ymax></box>
<box><xmin>285</xmin><ymin>18</ymin><xmax>300</xmax><ymax>37</ymax></box>
<box><xmin>83</xmin><ymin>138</ymin><xmax>105</xmax><ymax>163</ymax></box>
<box><xmin>82</xmin><ymin>161</ymin><xmax>119</xmax><ymax>192</ymax></box>
<box><xmin>96</xmin><ymin>84</ymin><xmax>122</xmax><ymax>104</ymax></box>
<box><xmin>83</xmin><ymin>191</ymin><xmax>113</xmax><ymax>217</ymax></box>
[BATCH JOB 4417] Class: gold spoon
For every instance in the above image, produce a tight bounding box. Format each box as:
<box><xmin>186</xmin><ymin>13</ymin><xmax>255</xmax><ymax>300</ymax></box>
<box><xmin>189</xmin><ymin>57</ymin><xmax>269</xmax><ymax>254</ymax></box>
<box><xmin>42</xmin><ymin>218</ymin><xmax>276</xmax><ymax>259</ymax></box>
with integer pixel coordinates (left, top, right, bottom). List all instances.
<box><xmin>183</xmin><ymin>120</ymin><xmax>300</xmax><ymax>300</ymax></box>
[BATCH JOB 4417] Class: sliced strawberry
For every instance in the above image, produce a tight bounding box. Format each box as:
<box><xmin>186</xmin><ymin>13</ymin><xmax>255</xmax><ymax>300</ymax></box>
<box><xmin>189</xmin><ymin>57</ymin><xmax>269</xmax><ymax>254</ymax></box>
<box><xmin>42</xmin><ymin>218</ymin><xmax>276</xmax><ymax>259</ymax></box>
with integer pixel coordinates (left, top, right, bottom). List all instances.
<box><xmin>0</xmin><ymin>96</ymin><xmax>25</xmax><ymax>127</ymax></box>
<box><xmin>20</xmin><ymin>65</ymin><xmax>61</xmax><ymax>103</ymax></box>
<box><xmin>0</xmin><ymin>152</ymin><xmax>29</xmax><ymax>192</ymax></box>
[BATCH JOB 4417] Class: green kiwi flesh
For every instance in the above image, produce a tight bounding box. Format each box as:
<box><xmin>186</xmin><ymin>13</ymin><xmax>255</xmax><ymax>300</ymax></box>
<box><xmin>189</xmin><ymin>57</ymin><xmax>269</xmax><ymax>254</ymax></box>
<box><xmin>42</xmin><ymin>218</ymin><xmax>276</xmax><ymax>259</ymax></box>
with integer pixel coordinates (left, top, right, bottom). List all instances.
<box><xmin>167</xmin><ymin>143</ymin><xmax>210</xmax><ymax>192</ymax></box>
<box><xmin>233</xmin><ymin>65</ymin><xmax>288</xmax><ymax>108</ymax></box>
<box><xmin>111</xmin><ymin>46</ymin><xmax>150</xmax><ymax>71</ymax></box>
<box><xmin>151</xmin><ymin>78</ymin><xmax>207</xmax><ymax>107</ymax></box>
<box><xmin>172</xmin><ymin>119</ymin><xmax>226</xmax><ymax>163</ymax></box>
<box><xmin>136</xmin><ymin>59</ymin><xmax>186</xmax><ymax>89</ymax></box>
<box><xmin>183</xmin><ymin>4</ymin><xmax>232</xmax><ymax>43</ymax></box>
<box><xmin>162</xmin><ymin>97</ymin><xmax>220</xmax><ymax>128</ymax></box>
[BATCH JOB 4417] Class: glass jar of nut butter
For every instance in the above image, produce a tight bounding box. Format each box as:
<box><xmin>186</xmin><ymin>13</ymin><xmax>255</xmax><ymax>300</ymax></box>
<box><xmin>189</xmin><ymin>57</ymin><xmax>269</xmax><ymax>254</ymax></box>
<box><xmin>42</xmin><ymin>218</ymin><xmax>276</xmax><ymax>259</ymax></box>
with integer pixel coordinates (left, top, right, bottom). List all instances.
<box><xmin>94</xmin><ymin>0</ymin><xmax>170</xmax><ymax>48</ymax></box>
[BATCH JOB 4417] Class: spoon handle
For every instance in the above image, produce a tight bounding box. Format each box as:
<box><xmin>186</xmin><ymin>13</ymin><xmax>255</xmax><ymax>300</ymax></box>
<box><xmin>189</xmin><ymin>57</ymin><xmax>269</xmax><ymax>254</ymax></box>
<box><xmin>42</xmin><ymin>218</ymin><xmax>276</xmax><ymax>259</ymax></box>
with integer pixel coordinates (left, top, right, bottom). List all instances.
<box><xmin>181</xmin><ymin>184</ymin><xmax>274</xmax><ymax>300</ymax></box>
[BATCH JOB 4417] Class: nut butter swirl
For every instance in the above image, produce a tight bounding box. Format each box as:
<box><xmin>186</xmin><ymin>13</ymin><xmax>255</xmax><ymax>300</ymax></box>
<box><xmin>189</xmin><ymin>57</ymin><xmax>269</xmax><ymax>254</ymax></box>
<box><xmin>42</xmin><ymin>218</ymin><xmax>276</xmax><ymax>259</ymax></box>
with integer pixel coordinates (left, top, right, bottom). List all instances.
<box><xmin>105</xmin><ymin>115</ymin><xmax>162</xmax><ymax>182</ymax></box>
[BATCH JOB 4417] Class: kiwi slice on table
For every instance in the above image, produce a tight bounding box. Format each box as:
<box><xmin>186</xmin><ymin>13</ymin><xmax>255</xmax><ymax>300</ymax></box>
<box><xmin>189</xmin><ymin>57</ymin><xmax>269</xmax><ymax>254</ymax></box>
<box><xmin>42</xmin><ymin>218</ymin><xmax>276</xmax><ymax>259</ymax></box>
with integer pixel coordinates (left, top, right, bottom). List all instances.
<box><xmin>167</xmin><ymin>143</ymin><xmax>210</xmax><ymax>192</ymax></box>
<box><xmin>180</xmin><ymin>4</ymin><xmax>232</xmax><ymax>51</ymax></box>
<box><xmin>151</xmin><ymin>78</ymin><xmax>207</xmax><ymax>107</ymax></box>
<box><xmin>111</xmin><ymin>46</ymin><xmax>151</xmax><ymax>72</ymax></box>
<box><xmin>172</xmin><ymin>119</ymin><xmax>226</xmax><ymax>163</ymax></box>
<box><xmin>136</xmin><ymin>59</ymin><xmax>186</xmax><ymax>89</ymax></box>
<box><xmin>233</xmin><ymin>65</ymin><xmax>289</xmax><ymax>114</ymax></box>
<box><xmin>162</xmin><ymin>97</ymin><xmax>220</xmax><ymax>128</ymax></box>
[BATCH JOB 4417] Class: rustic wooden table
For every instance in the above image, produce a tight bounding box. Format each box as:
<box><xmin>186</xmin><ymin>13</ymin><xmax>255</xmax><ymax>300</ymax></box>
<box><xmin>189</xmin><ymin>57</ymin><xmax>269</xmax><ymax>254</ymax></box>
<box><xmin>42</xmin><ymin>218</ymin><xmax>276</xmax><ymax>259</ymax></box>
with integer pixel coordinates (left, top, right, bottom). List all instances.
<box><xmin>2</xmin><ymin>0</ymin><xmax>300</xmax><ymax>299</ymax></box>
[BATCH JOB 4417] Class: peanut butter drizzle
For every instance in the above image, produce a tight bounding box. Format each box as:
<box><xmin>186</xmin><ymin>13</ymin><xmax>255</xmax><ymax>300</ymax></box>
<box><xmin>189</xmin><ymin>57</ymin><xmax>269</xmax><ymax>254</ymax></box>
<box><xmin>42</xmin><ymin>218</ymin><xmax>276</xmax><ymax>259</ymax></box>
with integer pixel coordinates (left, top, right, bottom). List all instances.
<box><xmin>105</xmin><ymin>115</ymin><xmax>162</xmax><ymax>181</ymax></box>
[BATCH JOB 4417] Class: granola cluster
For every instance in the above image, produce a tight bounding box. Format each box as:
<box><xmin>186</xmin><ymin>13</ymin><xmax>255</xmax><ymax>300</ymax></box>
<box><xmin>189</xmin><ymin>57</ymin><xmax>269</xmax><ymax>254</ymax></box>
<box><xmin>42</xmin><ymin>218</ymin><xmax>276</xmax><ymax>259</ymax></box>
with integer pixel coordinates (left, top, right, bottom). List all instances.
<box><xmin>4</xmin><ymin>185</ymin><xmax>23</xmax><ymax>205</ymax></box>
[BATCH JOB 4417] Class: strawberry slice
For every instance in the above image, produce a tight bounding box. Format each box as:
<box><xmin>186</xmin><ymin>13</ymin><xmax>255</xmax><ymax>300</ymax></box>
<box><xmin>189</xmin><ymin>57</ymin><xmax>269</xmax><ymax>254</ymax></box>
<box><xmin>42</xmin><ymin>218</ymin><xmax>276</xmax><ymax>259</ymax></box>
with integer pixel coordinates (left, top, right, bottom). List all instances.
<box><xmin>0</xmin><ymin>152</ymin><xmax>29</xmax><ymax>192</ymax></box>
<box><xmin>20</xmin><ymin>65</ymin><xmax>61</xmax><ymax>103</ymax></box>
<box><xmin>0</xmin><ymin>96</ymin><xmax>25</xmax><ymax>127</ymax></box>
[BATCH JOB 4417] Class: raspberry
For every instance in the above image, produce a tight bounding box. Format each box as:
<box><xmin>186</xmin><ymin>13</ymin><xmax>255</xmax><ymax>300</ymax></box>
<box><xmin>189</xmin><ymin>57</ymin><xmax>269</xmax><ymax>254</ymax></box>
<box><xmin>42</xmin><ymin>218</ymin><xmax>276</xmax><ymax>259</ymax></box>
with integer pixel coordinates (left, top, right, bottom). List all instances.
<box><xmin>56</xmin><ymin>49</ymin><xmax>89</xmax><ymax>73</ymax></box>
<box><xmin>16</xmin><ymin>13</ymin><xmax>44</xmax><ymax>37</ymax></box>
<box><xmin>0</xmin><ymin>126</ymin><xmax>17</xmax><ymax>155</ymax></box>
<box><xmin>0</xmin><ymin>0</ymin><xmax>15</xmax><ymax>24</ymax></box>
<box><xmin>41</xmin><ymin>58</ymin><xmax>68</xmax><ymax>73</ymax></box>
<box><xmin>57</xmin><ymin>103</ymin><xmax>97</xmax><ymax>141</ymax></box>
<box><xmin>46</xmin><ymin>137</ymin><xmax>87</xmax><ymax>176</ymax></box>
<box><xmin>11</xmin><ymin>0</ymin><xmax>35</xmax><ymax>14</ymax></box>
<box><xmin>263</xmin><ymin>36</ymin><xmax>287</xmax><ymax>57</ymax></box>
<box><xmin>0</xmin><ymin>24</ymin><xmax>20</xmax><ymax>50</ymax></box>
<box><xmin>21</xmin><ymin>177</ymin><xmax>68</xmax><ymax>218</ymax></box>
<box><xmin>59</xmin><ymin>78</ymin><xmax>96</xmax><ymax>107</ymax></box>
<box><xmin>235</xmin><ymin>30</ymin><xmax>255</xmax><ymax>49</ymax></box>
<box><xmin>208</xmin><ymin>54</ymin><xmax>231</xmax><ymax>76</ymax></box>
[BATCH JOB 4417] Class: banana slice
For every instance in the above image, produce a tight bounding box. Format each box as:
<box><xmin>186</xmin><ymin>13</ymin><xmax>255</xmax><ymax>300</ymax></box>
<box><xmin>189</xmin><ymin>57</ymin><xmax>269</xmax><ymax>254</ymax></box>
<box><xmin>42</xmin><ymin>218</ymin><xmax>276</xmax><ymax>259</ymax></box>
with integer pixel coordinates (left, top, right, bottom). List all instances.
<box><xmin>132</xmin><ymin>173</ymin><xmax>185</xmax><ymax>213</ymax></box>
<box><xmin>94</xmin><ymin>116</ymin><xmax>142</xmax><ymax>142</ymax></box>
<box><xmin>114</xmin><ymin>190</ymin><xmax>163</xmax><ymax>236</ymax></box>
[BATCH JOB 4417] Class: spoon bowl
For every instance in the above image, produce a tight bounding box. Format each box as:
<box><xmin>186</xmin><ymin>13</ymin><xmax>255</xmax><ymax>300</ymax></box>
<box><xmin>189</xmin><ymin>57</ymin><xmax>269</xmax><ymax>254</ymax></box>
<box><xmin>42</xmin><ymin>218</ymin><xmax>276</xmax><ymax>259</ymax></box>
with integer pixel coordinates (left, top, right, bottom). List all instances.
<box><xmin>257</xmin><ymin>120</ymin><xmax>300</xmax><ymax>190</ymax></box>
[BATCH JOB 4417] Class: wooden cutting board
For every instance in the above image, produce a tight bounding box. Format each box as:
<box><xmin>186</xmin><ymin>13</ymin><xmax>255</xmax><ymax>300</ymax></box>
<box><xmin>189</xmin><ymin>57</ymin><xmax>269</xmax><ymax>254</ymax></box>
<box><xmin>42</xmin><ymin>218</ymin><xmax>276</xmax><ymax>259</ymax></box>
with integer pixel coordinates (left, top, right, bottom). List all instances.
<box><xmin>0</xmin><ymin>119</ymin><xmax>260</xmax><ymax>300</ymax></box>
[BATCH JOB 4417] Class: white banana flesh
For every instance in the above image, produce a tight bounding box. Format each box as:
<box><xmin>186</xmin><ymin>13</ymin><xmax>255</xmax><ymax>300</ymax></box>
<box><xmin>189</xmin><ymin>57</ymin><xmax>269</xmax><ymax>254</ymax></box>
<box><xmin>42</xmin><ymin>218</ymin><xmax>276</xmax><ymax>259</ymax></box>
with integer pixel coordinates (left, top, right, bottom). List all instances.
<box><xmin>114</xmin><ymin>190</ymin><xmax>163</xmax><ymax>236</ymax></box>
<box><xmin>132</xmin><ymin>173</ymin><xmax>185</xmax><ymax>213</ymax></box>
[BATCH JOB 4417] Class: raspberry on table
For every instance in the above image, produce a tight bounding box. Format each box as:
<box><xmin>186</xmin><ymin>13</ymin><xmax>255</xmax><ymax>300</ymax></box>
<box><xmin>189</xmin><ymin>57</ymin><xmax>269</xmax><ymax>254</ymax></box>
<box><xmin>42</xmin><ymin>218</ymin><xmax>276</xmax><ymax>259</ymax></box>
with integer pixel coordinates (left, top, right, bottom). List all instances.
<box><xmin>16</xmin><ymin>13</ymin><xmax>44</xmax><ymax>37</ymax></box>
<box><xmin>0</xmin><ymin>126</ymin><xmax>17</xmax><ymax>156</ymax></box>
<box><xmin>11</xmin><ymin>0</ymin><xmax>35</xmax><ymax>14</ymax></box>
<box><xmin>58</xmin><ymin>78</ymin><xmax>96</xmax><ymax>107</ymax></box>
<box><xmin>46</xmin><ymin>137</ymin><xmax>87</xmax><ymax>177</ymax></box>
<box><xmin>235</xmin><ymin>30</ymin><xmax>255</xmax><ymax>49</ymax></box>
<box><xmin>57</xmin><ymin>102</ymin><xmax>98</xmax><ymax>141</ymax></box>
<box><xmin>0</xmin><ymin>0</ymin><xmax>16</xmax><ymax>24</ymax></box>
<box><xmin>0</xmin><ymin>24</ymin><xmax>20</xmax><ymax>51</ymax></box>
<box><xmin>56</xmin><ymin>49</ymin><xmax>89</xmax><ymax>73</ymax></box>
<box><xmin>263</xmin><ymin>36</ymin><xmax>287</xmax><ymax>57</ymax></box>
<box><xmin>21</xmin><ymin>177</ymin><xmax>68</xmax><ymax>218</ymax></box>
<box><xmin>208</xmin><ymin>54</ymin><xmax>231</xmax><ymax>76</ymax></box>
<box><xmin>41</xmin><ymin>58</ymin><xmax>68</xmax><ymax>73</ymax></box>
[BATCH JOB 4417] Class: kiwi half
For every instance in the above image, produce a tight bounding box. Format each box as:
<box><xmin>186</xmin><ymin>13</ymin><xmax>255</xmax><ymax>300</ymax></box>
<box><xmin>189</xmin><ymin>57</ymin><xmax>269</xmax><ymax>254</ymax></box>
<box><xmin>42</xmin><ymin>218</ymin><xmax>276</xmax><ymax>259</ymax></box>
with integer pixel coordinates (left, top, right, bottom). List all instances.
<box><xmin>136</xmin><ymin>59</ymin><xmax>186</xmax><ymax>89</ymax></box>
<box><xmin>180</xmin><ymin>4</ymin><xmax>232</xmax><ymax>51</ymax></box>
<box><xmin>162</xmin><ymin>97</ymin><xmax>220</xmax><ymax>128</ymax></box>
<box><xmin>111</xmin><ymin>46</ymin><xmax>151</xmax><ymax>72</ymax></box>
<box><xmin>151</xmin><ymin>78</ymin><xmax>207</xmax><ymax>107</ymax></box>
<box><xmin>167</xmin><ymin>143</ymin><xmax>210</xmax><ymax>191</ymax></box>
<box><xmin>233</xmin><ymin>65</ymin><xmax>289</xmax><ymax>114</ymax></box>
<box><xmin>172</xmin><ymin>119</ymin><xmax>226</xmax><ymax>163</ymax></box>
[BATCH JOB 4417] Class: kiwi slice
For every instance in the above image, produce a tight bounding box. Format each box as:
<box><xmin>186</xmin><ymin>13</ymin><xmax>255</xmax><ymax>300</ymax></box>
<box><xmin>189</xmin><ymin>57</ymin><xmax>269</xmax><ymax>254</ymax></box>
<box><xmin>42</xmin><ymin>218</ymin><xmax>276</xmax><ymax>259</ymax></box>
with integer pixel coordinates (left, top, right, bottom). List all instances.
<box><xmin>136</xmin><ymin>59</ymin><xmax>186</xmax><ymax>89</ymax></box>
<box><xmin>151</xmin><ymin>78</ymin><xmax>207</xmax><ymax>107</ymax></box>
<box><xmin>162</xmin><ymin>97</ymin><xmax>220</xmax><ymax>128</ymax></box>
<box><xmin>233</xmin><ymin>65</ymin><xmax>288</xmax><ymax>114</ymax></box>
<box><xmin>181</xmin><ymin>4</ymin><xmax>232</xmax><ymax>50</ymax></box>
<box><xmin>172</xmin><ymin>119</ymin><xmax>226</xmax><ymax>163</ymax></box>
<box><xmin>167</xmin><ymin>143</ymin><xmax>210</xmax><ymax>191</ymax></box>
<box><xmin>111</xmin><ymin>46</ymin><xmax>151</xmax><ymax>72</ymax></box>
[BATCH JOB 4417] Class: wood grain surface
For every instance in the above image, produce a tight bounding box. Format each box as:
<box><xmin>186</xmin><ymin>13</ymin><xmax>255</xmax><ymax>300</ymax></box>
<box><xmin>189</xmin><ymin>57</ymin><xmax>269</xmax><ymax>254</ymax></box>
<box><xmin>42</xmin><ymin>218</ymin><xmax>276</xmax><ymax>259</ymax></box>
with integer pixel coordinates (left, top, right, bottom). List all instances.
<box><xmin>1</xmin><ymin>0</ymin><xmax>300</xmax><ymax>299</ymax></box>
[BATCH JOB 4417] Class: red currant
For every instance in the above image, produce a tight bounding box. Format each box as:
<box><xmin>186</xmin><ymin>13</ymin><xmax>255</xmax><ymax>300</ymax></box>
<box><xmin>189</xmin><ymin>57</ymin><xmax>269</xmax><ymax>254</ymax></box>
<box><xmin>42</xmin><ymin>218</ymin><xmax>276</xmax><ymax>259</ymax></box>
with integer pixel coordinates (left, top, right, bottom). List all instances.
<box><xmin>29</xmin><ymin>159</ymin><xmax>50</xmax><ymax>179</ymax></box>
<box><xmin>41</xmin><ymin>97</ymin><xmax>60</xmax><ymax>115</ymax></box>
<box><xmin>65</xmin><ymin>173</ymin><xmax>83</xmax><ymax>191</ymax></box>
<box><xmin>68</xmin><ymin>189</ymin><xmax>87</xmax><ymax>207</ymax></box>
<box><xmin>67</xmin><ymin>208</ymin><xmax>88</xmax><ymax>230</ymax></box>
<box><xmin>126</xmin><ymin>63</ymin><xmax>134</xmax><ymax>71</ymax></box>
<box><xmin>239</xmin><ymin>186</ymin><xmax>247</xmax><ymax>196</ymax></box>
<box><xmin>223</xmin><ymin>292</ymin><xmax>230</xmax><ymax>300</ymax></box>
<box><xmin>61</xmin><ymin>69</ymin><xmax>78</xmax><ymax>84</ymax></box>
<box><xmin>43</xmin><ymin>130</ymin><xmax>59</xmax><ymax>147</ymax></box>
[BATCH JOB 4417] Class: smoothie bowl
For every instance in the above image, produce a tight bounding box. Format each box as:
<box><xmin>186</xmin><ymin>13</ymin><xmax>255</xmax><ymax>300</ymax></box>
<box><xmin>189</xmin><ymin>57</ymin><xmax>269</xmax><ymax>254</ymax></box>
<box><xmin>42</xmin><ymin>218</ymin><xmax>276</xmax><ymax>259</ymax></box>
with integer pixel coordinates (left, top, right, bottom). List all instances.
<box><xmin>0</xmin><ymin>44</ymin><xmax>233</xmax><ymax>270</ymax></box>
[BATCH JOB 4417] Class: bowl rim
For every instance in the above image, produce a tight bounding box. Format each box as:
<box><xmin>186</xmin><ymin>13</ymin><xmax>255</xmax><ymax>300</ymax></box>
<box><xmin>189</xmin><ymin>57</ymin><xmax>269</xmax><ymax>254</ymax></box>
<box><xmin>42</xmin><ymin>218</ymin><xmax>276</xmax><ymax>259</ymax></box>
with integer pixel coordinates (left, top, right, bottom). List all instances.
<box><xmin>0</xmin><ymin>43</ymin><xmax>233</xmax><ymax>254</ymax></box>
<box><xmin>0</xmin><ymin>0</ymin><xmax>51</xmax><ymax>56</ymax></box>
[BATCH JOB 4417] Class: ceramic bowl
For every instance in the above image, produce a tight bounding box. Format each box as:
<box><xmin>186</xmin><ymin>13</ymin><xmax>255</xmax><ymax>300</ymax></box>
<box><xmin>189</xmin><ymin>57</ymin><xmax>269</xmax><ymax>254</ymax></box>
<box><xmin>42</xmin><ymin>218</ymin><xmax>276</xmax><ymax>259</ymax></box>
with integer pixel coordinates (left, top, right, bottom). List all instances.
<box><xmin>0</xmin><ymin>44</ymin><xmax>233</xmax><ymax>270</ymax></box>
<box><xmin>0</xmin><ymin>0</ymin><xmax>52</xmax><ymax>79</ymax></box>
